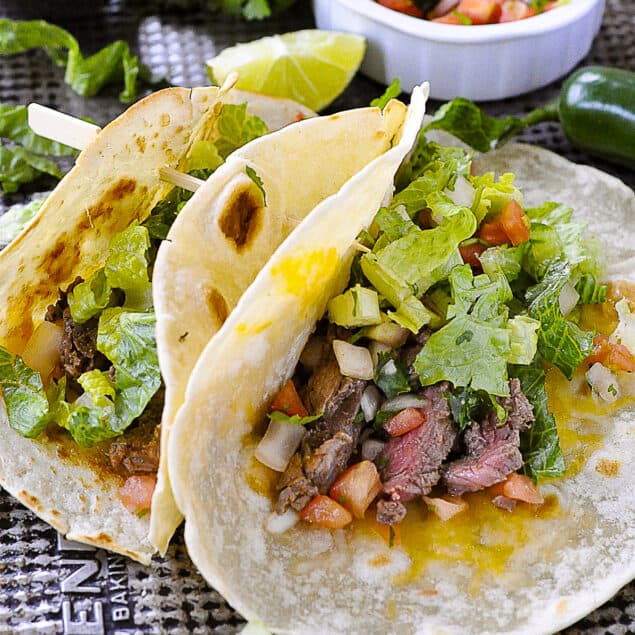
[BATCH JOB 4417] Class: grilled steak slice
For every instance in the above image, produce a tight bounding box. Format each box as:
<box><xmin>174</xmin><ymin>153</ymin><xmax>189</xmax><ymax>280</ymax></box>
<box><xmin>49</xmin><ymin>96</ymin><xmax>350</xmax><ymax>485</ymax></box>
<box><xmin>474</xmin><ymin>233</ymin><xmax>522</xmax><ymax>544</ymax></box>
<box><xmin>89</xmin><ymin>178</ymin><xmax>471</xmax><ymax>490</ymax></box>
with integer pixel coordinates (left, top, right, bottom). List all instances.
<box><xmin>497</xmin><ymin>378</ymin><xmax>534</xmax><ymax>430</ymax></box>
<box><xmin>276</xmin><ymin>455</ymin><xmax>319</xmax><ymax>513</ymax></box>
<box><xmin>46</xmin><ymin>277</ymin><xmax>110</xmax><ymax>380</ymax></box>
<box><xmin>303</xmin><ymin>431</ymin><xmax>354</xmax><ymax>493</ymax></box>
<box><xmin>443</xmin><ymin>415</ymin><xmax>522</xmax><ymax>496</ymax></box>
<box><xmin>376</xmin><ymin>499</ymin><xmax>407</xmax><ymax>526</ymax></box>
<box><xmin>380</xmin><ymin>383</ymin><xmax>457</xmax><ymax>503</ymax></box>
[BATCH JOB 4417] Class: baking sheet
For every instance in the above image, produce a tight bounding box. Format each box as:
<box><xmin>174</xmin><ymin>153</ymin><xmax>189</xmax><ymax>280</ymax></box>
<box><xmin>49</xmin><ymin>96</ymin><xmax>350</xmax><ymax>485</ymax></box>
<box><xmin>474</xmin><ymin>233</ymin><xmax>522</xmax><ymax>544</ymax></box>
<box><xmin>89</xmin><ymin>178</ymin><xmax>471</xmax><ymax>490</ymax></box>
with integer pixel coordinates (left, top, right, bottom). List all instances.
<box><xmin>0</xmin><ymin>1</ymin><xmax>633</xmax><ymax>632</ymax></box>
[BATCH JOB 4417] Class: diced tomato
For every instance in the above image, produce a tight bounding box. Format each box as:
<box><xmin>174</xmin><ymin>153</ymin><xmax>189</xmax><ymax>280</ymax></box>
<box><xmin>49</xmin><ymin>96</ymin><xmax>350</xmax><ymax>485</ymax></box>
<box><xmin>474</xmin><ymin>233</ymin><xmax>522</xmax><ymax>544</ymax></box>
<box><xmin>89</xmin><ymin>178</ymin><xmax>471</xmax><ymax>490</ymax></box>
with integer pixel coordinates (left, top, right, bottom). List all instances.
<box><xmin>477</xmin><ymin>217</ymin><xmax>509</xmax><ymax>246</ymax></box>
<box><xmin>119</xmin><ymin>475</ymin><xmax>156</xmax><ymax>515</ymax></box>
<box><xmin>431</xmin><ymin>11</ymin><xmax>465</xmax><ymax>24</ymax></box>
<box><xmin>502</xmin><ymin>473</ymin><xmax>544</xmax><ymax>504</ymax></box>
<box><xmin>270</xmin><ymin>379</ymin><xmax>308</xmax><ymax>417</ymax></box>
<box><xmin>456</xmin><ymin>0</ymin><xmax>502</xmax><ymax>23</ymax></box>
<box><xmin>329</xmin><ymin>461</ymin><xmax>382</xmax><ymax>519</ymax></box>
<box><xmin>300</xmin><ymin>495</ymin><xmax>353</xmax><ymax>528</ymax></box>
<box><xmin>478</xmin><ymin>199</ymin><xmax>530</xmax><ymax>246</ymax></box>
<box><xmin>294</xmin><ymin>111</ymin><xmax>306</xmax><ymax>122</ymax></box>
<box><xmin>500</xmin><ymin>199</ymin><xmax>530</xmax><ymax>245</ymax></box>
<box><xmin>376</xmin><ymin>0</ymin><xmax>424</xmax><ymax>17</ymax></box>
<box><xmin>499</xmin><ymin>0</ymin><xmax>536</xmax><ymax>21</ymax></box>
<box><xmin>384</xmin><ymin>407</ymin><xmax>426</xmax><ymax>437</ymax></box>
<box><xmin>585</xmin><ymin>334</ymin><xmax>635</xmax><ymax>372</ymax></box>
<box><xmin>543</xmin><ymin>1</ymin><xmax>559</xmax><ymax>10</ymax></box>
<box><xmin>459</xmin><ymin>241</ymin><xmax>487</xmax><ymax>267</ymax></box>
<box><xmin>423</xmin><ymin>495</ymin><xmax>468</xmax><ymax>521</ymax></box>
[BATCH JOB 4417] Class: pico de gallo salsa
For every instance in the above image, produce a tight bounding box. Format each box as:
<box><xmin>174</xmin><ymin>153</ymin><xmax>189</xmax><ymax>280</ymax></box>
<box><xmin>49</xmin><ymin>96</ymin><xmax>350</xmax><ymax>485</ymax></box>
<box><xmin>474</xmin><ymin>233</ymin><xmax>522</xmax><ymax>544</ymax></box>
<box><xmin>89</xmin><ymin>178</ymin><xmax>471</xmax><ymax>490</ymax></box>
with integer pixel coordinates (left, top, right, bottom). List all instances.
<box><xmin>376</xmin><ymin>0</ymin><xmax>566</xmax><ymax>25</ymax></box>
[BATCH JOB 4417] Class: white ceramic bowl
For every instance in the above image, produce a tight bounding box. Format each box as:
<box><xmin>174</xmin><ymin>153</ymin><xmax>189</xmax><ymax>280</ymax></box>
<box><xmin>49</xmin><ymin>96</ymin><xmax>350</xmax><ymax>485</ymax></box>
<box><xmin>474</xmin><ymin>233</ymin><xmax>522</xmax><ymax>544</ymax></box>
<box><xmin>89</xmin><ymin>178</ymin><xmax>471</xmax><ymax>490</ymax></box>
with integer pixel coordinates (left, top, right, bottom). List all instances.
<box><xmin>312</xmin><ymin>0</ymin><xmax>605</xmax><ymax>101</ymax></box>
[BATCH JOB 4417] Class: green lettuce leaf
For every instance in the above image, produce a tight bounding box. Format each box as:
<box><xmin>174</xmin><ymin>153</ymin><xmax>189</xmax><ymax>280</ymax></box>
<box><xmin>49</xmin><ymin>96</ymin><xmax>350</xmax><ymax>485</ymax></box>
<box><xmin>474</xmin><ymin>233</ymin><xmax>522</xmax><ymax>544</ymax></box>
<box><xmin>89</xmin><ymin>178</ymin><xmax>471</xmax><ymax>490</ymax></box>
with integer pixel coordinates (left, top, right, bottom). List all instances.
<box><xmin>575</xmin><ymin>274</ymin><xmax>607</xmax><ymax>304</ymax></box>
<box><xmin>445</xmin><ymin>387</ymin><xmax>504</xmax><ymax>432</ymax></box>
<box><xmin>0</xmin><ymin>145</ymin><xmax>63</xmax><ymax>193</ymax></box>
<box><xmin>370</xmin><ymin>78</ymin><xmax>401</xmax><ymax>110</ymax></box>
<box><xmin>267</xmin><ymin>410</ymin><xmax>322</xmax><ymax>426</ymax></box>
<box><xmin>425</xmin><ymin>98</ymin><xmax>518</xmax><ymax>153</ymax></box>
<box><xmin>66</xmin><ymin>308</ymin><xmax>160</xmax><ymax>447</ymax></box>
<box><xmin>69</xmin><ymin>223</ymin><xmax>152</xmax><ymax>323</ymax></box>
<box><xmin>414</xmin><ymin>313</ymin><xmax>512</xmax><ymax>396</ymax></box>
<box><xmin>213</xmin><ymin>103</ymin><xmax>268</xmax><ymax>159</ymax></box>
<box><xmin>470</xmin><ymin>172</ymin><xmax>522</xmax><ymax>224</ymax></box>
<box><xmin>510</xmin><ymin>359</ymin><xmax>565</xmax><ymax>480</ymax></box>
<box><xmin>0</xmin><ymin>195</ymin><xmax>46</xmax><ymax>243</ymax></box>
<box><xmin>0</xmin><ymin>19</ymin><xmax>147</xmax><ymax>102</ymax></box>
<box><xmin>373</xmin><ymin>202</ymin><xmax>476</xmax><ymax>296</ymax></box>
<box><xmin>526</xmin><ymin>260</ymin><xmax>594</xmax><ymax>379</ymax></box>
<box><xmin>0</xmin><ymin>347</ymin><xmax>49</xmax><ymax>438</ymax></box>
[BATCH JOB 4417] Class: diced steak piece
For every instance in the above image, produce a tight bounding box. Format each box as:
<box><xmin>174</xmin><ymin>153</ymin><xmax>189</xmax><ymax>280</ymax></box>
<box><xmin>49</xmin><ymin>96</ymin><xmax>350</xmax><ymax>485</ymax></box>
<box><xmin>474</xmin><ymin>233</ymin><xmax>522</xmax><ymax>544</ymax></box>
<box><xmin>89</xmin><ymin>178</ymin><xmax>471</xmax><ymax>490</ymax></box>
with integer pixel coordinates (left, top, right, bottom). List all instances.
<box><xmin>45</xmin><ymin>277</ymin><xmax>110</xmax><ymax>380</ymax></box>
<box><xmin>277</xmin><ymin>334</ymin><xmax>366</xmax><ymax>511</ymax></box>
<box><xmin>442</xmin><ymin>416</ymin><xmax>522</xmax><ymax>496</ymax></box>
<box><xmin>497</xmin><ymin>378</ymin><xmax>534</xmax><ymax>430</ymax></box>
<box><xmin>376</xmin><ymin>499</ymin><xmax>407</xmax><ymax>526</ymax></box>
<box><xmin>275</xmin><ymin>455</ymin><xmax>318</xmax><ymax>513</ymax></box>
<box><xmin>492</xmin><ymin>495</ymin><xmax>517</xmax><ymax>512</ymax></box>
<box><xmin>303</xmin><ymin>431</ymin><xmax>354</xmax><ymax>493</ymax></box>
<box><xmin>380</xmin><ymin>383</ymin><xmax>457</xmax><ymax>503</ymax></box>
<box><xmin>304</xmin><ymin>354</ymin><xmax>366</xmax><ymax>443</ymax></box>
<box><xmin>109</xmin><ymin>424</ymin><xmax>160</xmax><ymax>474</ymax></box>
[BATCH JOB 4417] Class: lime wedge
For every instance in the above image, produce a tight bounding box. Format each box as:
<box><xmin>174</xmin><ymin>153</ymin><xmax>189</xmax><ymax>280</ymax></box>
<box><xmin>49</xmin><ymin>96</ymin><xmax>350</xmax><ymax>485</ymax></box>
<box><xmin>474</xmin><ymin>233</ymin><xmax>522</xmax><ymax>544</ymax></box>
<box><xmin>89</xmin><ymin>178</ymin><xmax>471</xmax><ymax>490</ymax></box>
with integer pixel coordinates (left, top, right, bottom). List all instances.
<box><xmin>206</xmin><ymin>30</ymin><xmax>366</xmax><ymax>112</ymax></box>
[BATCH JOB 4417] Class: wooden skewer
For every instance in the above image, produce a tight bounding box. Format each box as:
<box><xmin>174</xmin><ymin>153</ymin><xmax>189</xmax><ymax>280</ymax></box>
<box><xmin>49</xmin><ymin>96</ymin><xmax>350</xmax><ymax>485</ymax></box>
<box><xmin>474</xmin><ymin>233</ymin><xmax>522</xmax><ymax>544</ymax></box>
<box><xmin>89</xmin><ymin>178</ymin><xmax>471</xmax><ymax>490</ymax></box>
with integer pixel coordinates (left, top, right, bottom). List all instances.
<box><xmin>159</xmin><ymin>166</ymin><xmax>204</xmax><ymax>193</ymax></box>
<box><xmin>27</xmin><ymin>103</ymin><xmax>204</xmax><ymax>193</ymax></box>
<box><xmin>28</xmin><ymin>104</ymin><xmax>101</xmax><ymax>151</ymax></box>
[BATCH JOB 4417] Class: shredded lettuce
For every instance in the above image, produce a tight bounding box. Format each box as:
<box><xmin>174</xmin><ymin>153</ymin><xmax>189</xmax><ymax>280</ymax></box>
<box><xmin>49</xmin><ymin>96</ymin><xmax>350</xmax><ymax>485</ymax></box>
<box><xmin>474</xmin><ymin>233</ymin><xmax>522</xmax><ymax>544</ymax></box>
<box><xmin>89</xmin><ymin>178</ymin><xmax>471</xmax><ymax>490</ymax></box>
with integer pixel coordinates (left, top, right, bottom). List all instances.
<box><xmin>0</xmin><ymin>195</ymin><xmax>47</xmax><ymax>243</ymax></box>
<box><xmin>68</xmin><ymin>223</ymin><xmax>152</xmax><ymax>323</ymax></box>
<box><xmin>575</xmin><ymin>274</ymin><xmax>607</xmax><ymax>304</ymax></box>
<box><xmin>0</xmin><ymin>347</ymin><xmax>50</xmax><ymax>438</ymax></box>
<box><xmin>470</xmin><ymin>172</ymin><xmax>522</xmax><ymax>224</ymax></box>
<box><xmin>267</xmin><ymin>410</ymin><xmax>321</xmax><ymax>426</ymax></box>
<box><xmin>213</xmin><ymin>103</ymin><xmax>268</xmax><ymax>160</ymax></box>
<box><xmin>510</xmin><ymin>359</ymin><xmax>565</xmax><ymax>480</ymax></box>
<box><xmin>525</xmin><ymin>260</ymin><xmax>594</xmax><ymax>379</ymax></box>
<box><xmin>370</xmin><ymin>78</ymin><xmax>401</xmax><ymax>110</ymax></box>
<box><xmin>0</xmin><ymin>19</ymin><xmax>148</xmax><ymax>103</ymax></box>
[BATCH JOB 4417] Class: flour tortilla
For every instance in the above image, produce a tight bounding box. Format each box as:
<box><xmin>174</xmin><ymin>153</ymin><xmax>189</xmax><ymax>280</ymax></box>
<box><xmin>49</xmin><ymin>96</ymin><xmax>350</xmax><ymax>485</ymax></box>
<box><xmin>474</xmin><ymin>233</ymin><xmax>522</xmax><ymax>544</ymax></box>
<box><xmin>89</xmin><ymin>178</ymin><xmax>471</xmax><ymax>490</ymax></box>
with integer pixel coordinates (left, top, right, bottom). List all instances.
<box><xmin>150</xmin><ymin>97</ymin><xmax>409</xmax><ymax>553</ymax></box>
<box><xmin>0</xmin><ymin>86</ymin><xmax>314</xmax><ymax>563</ymax></box>
<box><xmin>168</xmin><ymin>120</ymin><xmax>635</xmax><ymax>633</ymax></box>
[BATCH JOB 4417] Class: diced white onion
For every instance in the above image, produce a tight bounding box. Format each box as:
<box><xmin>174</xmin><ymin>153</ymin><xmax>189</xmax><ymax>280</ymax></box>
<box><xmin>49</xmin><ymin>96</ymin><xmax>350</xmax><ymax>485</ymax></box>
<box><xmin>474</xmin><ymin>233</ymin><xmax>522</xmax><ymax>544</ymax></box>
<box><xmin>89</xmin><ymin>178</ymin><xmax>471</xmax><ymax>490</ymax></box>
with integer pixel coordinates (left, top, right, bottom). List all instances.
<box><xmin>361</xmin><ymin>439</ymin><xmax>385</xmax><ymax>462</ymax></box>
<box><xmin>610</xmin><ymin>298</ymin><xmax>635</xmax><ymax>355</ymax></box>
<box><xmin>332</xmin><ymin>339</ymin><xmax>374</xmax><ymax>380</ymax></box>
<box><xmin>382</xmin><ymin>393</ymin><xmax>427</xmax><ymax>412</ymax></box>
<box><xmin>558</xmin><ymin>280</ymin><xmax>580</xmax><ymax>317</ymax></box>
<box><xmin>255</xmin><ymin>420</ymin><xmax>306</xmax><ymax>472</ymax></box>
<box><xmin>444</xmin><ymin>175</ymin><xmax>475</xmax><ymax>209</ymax></box>
<box><xmin>427</xmin><ymin>0</ymin><xmax>459</xmax><ymax>19</ymax></box>
<box><xmin>21</xmin><ymin>321</ymin><xmax>63</xmax><ymax>382</ymax></box>
<box><xmin>365</xmin><ymin>321</ymin><xmax>410</xmax><ymax>348</ymax></box>
<box><xmin>361</xmin><ymin>385</ymin><xmax>383</xmax><ymax>422</ymax></box>
<box><xmin>423</xmin><ymin>496</ymin><xmax>468</xmax><ymax>522</ymax></box>
<box><xmin>265</xmin><ymin>508</ymin><xmax>300</xmax><ymax>534</ymax></box>
<box><xmin>369</xmin><ymin>341</ymin><xmax>392</xmax><ymax>367</ymax></box>
<box><xmin>586</xmin><ymin>362</ymin><xmax>620</xmax><ymax>403</ymax></box>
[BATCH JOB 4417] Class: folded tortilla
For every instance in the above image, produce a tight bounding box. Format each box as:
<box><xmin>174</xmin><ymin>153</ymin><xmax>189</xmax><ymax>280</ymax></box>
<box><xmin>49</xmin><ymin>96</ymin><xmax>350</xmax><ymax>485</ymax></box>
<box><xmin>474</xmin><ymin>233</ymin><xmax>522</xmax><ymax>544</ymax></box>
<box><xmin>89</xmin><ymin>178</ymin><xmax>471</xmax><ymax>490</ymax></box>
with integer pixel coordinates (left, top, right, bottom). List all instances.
<box><xmin>167</xmin><ymin>96</ymin><xmax>635</xmax><ymax>633</ymax></box>
<box><xmin>0</xmin><ymin>85</ymin><xmax>315</xmax><ymax>563</ymax></box>
<box><xmin>150</xmin><ymin>96</ymin><xmax>410</xmax><ymax>552</ymax></box>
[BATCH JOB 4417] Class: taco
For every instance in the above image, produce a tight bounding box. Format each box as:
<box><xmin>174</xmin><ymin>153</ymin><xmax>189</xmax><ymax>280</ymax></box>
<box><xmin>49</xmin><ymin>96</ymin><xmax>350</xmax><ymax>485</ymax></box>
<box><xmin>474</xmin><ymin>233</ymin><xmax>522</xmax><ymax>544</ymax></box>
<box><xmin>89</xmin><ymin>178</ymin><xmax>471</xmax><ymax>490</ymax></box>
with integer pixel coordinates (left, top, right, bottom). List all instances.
<box><xmin>167</xmin><ymin>85</ymin><xmax>635</xmax><ymax>633</ymax></box>
<box><xmin>0</xmin><ymin>84</ymin><xmax>409</xmax><ymax>563</ymax></box>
